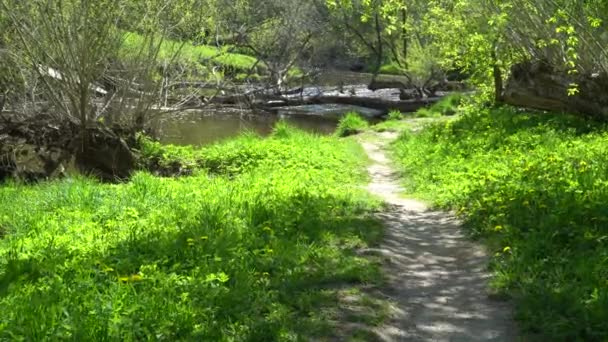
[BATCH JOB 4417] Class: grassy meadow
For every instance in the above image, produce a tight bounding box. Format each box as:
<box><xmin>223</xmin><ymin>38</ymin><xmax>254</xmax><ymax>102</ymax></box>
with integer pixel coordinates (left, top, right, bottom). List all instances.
<box><xmin>121</xmin><ymin>32</ymin><xmax>260</xmax><ymax>74</ymax></box>
<box><xmin>0</xmin><ymin>123</ymin><xmax>385</xmax><ymax>340</ymax></box>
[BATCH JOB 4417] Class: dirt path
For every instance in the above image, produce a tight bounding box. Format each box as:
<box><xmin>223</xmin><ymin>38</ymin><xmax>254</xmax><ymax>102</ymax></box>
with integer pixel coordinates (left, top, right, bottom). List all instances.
<box><xmin>361</xmin><ymin>132</ymin><xmax>517</xmax><ymax>341</ymax></box>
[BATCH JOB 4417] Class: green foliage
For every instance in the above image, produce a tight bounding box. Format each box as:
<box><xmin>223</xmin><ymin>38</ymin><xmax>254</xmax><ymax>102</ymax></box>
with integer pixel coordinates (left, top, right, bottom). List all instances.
<box><xmin>413</xmin><ymin>108</ymin><xmax>441</xmax><ymax>118</ymax></box>
<box><xmin>335</xmin><ymin>112</ymin><xmax>369</xmax><ymax>137</ymax></box>
<box><xmin>139</xmin><ymin>124</ymin><xmax>367</xmax><ymax>178</ymax></box>
<box><xmin>121</xmin><ymin>32</ymin><xmax>258</xmax><ymax>73</ymax></box>
<box><xmin>370</xmin><ymin>119</ymin><xmax>410</xmax><ymax>133</ymax></box>
<box><xmin>0</xmin><ymin>125</ymin><xmax>384</xmax><ymax>340</ymax></box>
<box><xmin>392</xmin><ymin>105</ymin><xmax>608</xmax><ymax>339</ymax></box>
<box><xmin>414</xmin><ymin>93</ymin><xmax>463</xmax><ymax>118</ymax></box>
<box><xmin>387</xmin><ymin>110</ymin><xmax>404</xmax><ymax>121</ymax></box>
<box><xmin>379</xmin><ymin>62</ymin><xmax>406</xmax><ymax>75</ymax></box>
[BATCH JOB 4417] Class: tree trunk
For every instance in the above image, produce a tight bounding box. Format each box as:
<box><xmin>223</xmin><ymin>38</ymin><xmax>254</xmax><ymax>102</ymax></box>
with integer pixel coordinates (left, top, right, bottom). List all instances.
<box><xmin>371</xmin><ymin>12</ymin><xmax>384</xmax><ymax>84</ymax></box>
<box><xmin>491</xmin><ymin>47</ymin><xmax>504</xmax><ymax>105</ymax></box>
<box><xmin>79</xmin><ymin>83</ymin><xmax>90</xmax><ymax>153</ymax></box>
<box><xmin>402</xmin><ymin>6</ymin><xmax>408</xmax><ymax>69</ymax></box>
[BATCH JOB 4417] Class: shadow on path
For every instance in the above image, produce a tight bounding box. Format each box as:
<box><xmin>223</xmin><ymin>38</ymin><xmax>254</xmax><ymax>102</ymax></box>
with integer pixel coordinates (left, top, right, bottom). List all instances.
<box><xmin>359</xmin><ymin>134</ymin><xmax>517</xmax><ymax>341</ymax></box>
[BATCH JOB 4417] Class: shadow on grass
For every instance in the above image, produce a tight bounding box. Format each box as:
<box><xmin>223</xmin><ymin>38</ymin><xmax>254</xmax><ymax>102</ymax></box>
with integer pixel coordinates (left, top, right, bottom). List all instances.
<box><xmin>0</xmin><ymin>192</ymin><xmax>388</xmax><ymax>341</ymax></box>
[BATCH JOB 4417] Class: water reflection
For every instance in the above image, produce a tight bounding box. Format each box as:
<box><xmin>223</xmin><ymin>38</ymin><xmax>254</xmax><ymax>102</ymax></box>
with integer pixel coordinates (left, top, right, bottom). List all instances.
<box><xmin>155</xmin><ymin>110</ymin><xmax>339</xmax><ymax>146</ymax></box>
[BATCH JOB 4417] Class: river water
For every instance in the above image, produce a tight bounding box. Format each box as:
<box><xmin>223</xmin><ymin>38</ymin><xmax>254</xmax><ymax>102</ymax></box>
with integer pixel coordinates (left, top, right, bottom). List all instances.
<box><xmin>155</xmin><ymin>71</ymin><xmax>404</xmax><ymax>146</ymax></box>
<box><xmin>155</xmin><ymin>110</ymin><xmax>339</xmax><ymax>146</ymax></box>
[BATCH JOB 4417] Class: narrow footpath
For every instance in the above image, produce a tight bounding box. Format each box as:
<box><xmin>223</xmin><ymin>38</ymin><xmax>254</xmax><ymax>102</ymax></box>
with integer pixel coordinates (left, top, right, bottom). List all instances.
<box><xmin>361</xmin><ymin>133</ymin><xmax>517</xmax><ymax>341</ymax></box>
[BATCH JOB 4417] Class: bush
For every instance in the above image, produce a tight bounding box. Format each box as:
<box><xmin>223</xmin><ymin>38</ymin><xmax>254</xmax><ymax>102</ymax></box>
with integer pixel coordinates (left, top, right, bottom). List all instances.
<box><xmin>431</xmin><ymin>93</ymin><xmax>463</xmax><ymax>116</ymax></box>
<box><xmin>413</xmin><ymin>108</ymin><xmax>441</xmax><ymax>118</ymax></box>
<box><xmin>392</xmin><ymin>105</ymin><xmax>608</xmax><ymax>340</ymax></box>
<box><xmin>335</xmin><ymin>112</ymin><xmax>369</xmax><ymax>137</ymax></box>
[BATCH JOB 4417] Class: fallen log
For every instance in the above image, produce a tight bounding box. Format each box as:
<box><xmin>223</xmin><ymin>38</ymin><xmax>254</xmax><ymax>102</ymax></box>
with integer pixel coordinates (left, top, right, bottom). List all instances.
<box><xmin>503</xmin><ymin>60</ymin><xmax>608</xmax><ymax>119</ymax></box>
<box><xmin>309</xmin><ymin>95</ymin><xmax>440</xmax><ymax>114</ymax></box>
<box><xmin>260</xmin><ymin>95</ymin><xmax>441</xmax><ymax>115</ymax></box>
<box><xmin>204</xmin><ymin>83</ymin><xmax>446</xmax><ymax>115</ymax></box>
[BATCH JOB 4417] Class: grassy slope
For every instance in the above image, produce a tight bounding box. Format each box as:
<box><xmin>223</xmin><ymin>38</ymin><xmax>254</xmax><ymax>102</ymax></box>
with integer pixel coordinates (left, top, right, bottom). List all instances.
<box><xmin>121</xmin><ymin>32</ymin><xmax>259</xmax><ymax>72</ymax></box>
<box><xmin>392</xmin><ymin>105</ymin><xmax>608</xmax><ymax>340</ymax></box>
<box><xmin>0</xmin><ymin>123</ymin><xmax>384</xmax><ymax>340</ymax></box>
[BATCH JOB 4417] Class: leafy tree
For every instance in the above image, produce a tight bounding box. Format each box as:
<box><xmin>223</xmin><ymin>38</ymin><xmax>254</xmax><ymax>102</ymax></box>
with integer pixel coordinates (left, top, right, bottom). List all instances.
<box><xmin>330</xmin><ymin>0</ymin><xmax>607</xmax><ymax>102</ymax></box>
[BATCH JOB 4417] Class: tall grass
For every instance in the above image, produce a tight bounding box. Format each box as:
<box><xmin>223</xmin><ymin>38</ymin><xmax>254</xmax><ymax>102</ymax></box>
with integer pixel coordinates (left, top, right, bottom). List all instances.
<box><xmin>0</xmin><ymin>125</ymin><xmax>383</xmax><ymax>340</ymax></box>
<box><xmin>335</xmin><ymin>112</ymin><xmax>369</xmax><ymax>137</ymax></box>
<box><xmin>392</xmin><ymin>105</ymin><xmax>608</xmax><ymax>340</ymax></box>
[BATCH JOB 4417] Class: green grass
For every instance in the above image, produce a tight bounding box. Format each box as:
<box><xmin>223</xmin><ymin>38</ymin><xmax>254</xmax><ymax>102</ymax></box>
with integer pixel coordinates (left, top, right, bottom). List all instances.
<box><xmin>387</xmin><ymin>110</ymin><xmax>404</xmax><ymax>121</ymax></box>
<box><xmin>370</xmin><ymin>119</ymin><xmax>410</xmax><ymax>133</ymax></box>
<box><xmin>121</xmin><ymin>32</ymin><xmax>259</xmax><ymax>73</ymax></box>
<box><xmin>335</xmin><ymin>112</ymin><xmax>369</xmax><ymax>137</ymax></box>
<box><xmin>378</xmin><ymin>62</ymin><xmax>406</xmax><ymax>75</ymax></box>
<box><xmin>0</xmin><ymin>124</ymin><xmax>385</xmax><ymax>340</ymax></box>
<box><xmin>392</xmin><ymin>105</ymin><xmax>608</xmax><ymax>340</ymax></box>
<box><xmin>414</xmin><ymin>93</ymin><xmax>463</xmax><ymax>118</ymax></box>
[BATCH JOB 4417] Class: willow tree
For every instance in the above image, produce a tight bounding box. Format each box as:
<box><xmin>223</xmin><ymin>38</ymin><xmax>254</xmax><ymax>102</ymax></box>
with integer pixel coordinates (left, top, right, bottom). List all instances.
<box><xmin>0</xmin><ymin>0</ymin><xmax>196</xmax><ymax>147</ymax></box>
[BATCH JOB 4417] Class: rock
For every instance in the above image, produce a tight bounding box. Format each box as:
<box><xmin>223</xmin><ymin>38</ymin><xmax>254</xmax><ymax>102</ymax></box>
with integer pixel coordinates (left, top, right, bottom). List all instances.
<box><xmin>503</xmin><ymin>60</ymin><xmax>608</xmax><ymax>119</ymax></box>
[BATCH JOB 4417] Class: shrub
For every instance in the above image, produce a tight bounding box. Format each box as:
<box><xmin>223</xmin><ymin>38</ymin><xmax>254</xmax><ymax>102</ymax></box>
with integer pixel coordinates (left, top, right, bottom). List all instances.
<box><xmin>271</xmin><ymin>120</ymin><xmax>296</xmax><ymax>139</ymax></box>
<box><xmin>431</xmin><ymin>93</ymin><xmax>463</xmax><ymax>116</ymax></box>
<box><xmin>413</xmin><ymin>108</ymin><xmax>441</xmax><ymax>118</ymax></box>
<box><xmin>335</xmin><ymin>112</ymin><xmax>369</xmax><ymax>137</ymax></box>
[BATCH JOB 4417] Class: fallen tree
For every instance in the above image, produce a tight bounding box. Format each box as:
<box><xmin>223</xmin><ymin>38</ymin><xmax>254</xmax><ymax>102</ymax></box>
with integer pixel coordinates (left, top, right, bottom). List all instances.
<box><xmin>503</xmin><ymin>61</ymin><xmax>608</xmax><ymax>120</ymax></box>
<box><xmin>208</xmin><ymin>89</ymin><xmax>443</xmax><ymax>115</ymax></box>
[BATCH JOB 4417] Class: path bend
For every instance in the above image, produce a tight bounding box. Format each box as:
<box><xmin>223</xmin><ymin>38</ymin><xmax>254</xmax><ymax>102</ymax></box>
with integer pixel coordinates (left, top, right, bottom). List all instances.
<box><xmin>361</xmin><ymin>133</ymin><xmax>517</xmax><ymax>342</ymax></box>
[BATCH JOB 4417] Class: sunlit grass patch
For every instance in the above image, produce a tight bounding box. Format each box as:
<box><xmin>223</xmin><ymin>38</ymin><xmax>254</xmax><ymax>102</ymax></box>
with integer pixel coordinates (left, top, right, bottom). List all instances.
<box><xmin>0</xmin><ymin>124</ymin><xmax>384</xmax><ymax>340</ymax></box>
<box><xmin>121</xmin><ymin>31</ymin><xmax>259</xmax><ymax>72</ymax></box>
<box><xmin>392</xmin><ymin>105</ymin><xmax>608</xmax><ymax>340</ymax></box>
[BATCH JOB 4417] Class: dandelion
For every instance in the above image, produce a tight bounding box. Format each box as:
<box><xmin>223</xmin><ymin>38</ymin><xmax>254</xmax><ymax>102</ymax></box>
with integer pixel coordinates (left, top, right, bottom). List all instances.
<box><xmin>130</xmin><ymin>274</ymin><xmax>143</xmax><ymax>282</ymax></box>
<box><xmin>119</xmin><ymin>274</ymin><xmax>143</xmax><ymax>283</ymax></box>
